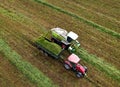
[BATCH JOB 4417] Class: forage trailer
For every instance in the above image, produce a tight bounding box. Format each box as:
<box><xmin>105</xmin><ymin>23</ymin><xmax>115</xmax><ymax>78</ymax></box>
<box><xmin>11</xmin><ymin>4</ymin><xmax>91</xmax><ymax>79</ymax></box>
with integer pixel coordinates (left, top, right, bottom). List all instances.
<box><xmin>35</xmin><ymin>36</ymin><xmax>87</xmax><ymax>78</ymax></box>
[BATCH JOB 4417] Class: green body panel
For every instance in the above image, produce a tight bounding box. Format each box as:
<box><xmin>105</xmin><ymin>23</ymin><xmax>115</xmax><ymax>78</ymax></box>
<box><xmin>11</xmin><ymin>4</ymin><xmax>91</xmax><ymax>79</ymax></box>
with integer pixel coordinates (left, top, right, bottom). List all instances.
<box><xmin>52</xmin><ymin>31</ymin><xmax>65</xmax><ymax>41</ymax></box>
<box><xmin>68</xmin><ymin>40</ymin><xmax>80</xmax><ymax>52</ymax></box>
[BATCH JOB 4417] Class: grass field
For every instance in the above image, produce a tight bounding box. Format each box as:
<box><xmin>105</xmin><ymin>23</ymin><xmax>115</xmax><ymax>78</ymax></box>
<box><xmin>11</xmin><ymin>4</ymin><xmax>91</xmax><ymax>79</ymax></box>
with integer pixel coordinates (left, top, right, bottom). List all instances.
<box><xmin>0</xmin><ymin>39</ymin><xmax>57</xmax><ymax>87</ymax></box>
<box><xmin>0</xmin><ymin>0</ymin><xmax>120</xmax><ymax>87</ymax></box>
<box><xmin>45</xmin><ymin>0</ymin><xmax>120</xmax><ymax>33</ymax></box>
<box><xmin>0</xmin><ymin>54</ymin><xmax>35</xmax><ymax>87</ymax></box>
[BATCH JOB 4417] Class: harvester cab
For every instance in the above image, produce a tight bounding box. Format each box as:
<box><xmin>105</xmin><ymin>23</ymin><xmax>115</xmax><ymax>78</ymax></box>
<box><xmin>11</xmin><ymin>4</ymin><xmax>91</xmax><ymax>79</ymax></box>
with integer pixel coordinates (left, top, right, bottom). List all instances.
<box><xmin>50</xmin><ymin>28</ymin><xmax>80</xmax><ymax>52</ymax></box>
<box><xmin>64</xmin><ymin>54</ymin><xmax>87</xmax><ymax>78</ymax></box>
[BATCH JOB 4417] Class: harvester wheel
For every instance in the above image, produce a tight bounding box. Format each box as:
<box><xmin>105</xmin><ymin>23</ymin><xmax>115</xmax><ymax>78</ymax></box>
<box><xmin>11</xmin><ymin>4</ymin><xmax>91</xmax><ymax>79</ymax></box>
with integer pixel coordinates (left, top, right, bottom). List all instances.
<box><xmin>76</xmin><ymin>72</ymin><xmax>83</xmax><ymax>78</ymax></box>
<box><xmin>64</xmin><ymin>63</ymin><xmax>71</xmax><ymax>70</ymax></box>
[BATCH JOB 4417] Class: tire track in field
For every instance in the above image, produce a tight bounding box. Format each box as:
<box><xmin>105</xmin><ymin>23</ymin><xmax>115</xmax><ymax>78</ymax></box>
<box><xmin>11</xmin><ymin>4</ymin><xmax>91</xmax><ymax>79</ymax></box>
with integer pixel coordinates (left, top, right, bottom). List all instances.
<box><xmin>33</xmin><ymin>0</ymin><xmax>120</xmax><ymax>39</ymax></box>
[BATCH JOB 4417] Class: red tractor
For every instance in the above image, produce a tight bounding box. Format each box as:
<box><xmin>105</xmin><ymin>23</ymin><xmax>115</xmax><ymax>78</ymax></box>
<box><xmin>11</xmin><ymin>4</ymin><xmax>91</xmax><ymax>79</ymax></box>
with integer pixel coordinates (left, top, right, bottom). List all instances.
<box><xmin>64</xmin><ymin>54</ymin><xmax>87</xmax><ymax>78</ymax></box>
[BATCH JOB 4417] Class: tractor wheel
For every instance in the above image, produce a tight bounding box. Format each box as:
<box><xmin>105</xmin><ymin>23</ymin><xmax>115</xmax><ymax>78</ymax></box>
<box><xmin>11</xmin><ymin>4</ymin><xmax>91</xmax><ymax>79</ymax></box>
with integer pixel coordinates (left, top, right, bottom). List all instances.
<box><xmin>76</xmin><ymin>72</ymin><xmax>83</xmax><ymax>78</ymax></box>
<box><xmin>64</xmin><ymin>63</ymin><xmax>71</xmax><ymax>70</ymax></box>
<box><xmin>83</xmin><ymin>66</ymin><xmax>87</xmax><ymax>73</ymax></box>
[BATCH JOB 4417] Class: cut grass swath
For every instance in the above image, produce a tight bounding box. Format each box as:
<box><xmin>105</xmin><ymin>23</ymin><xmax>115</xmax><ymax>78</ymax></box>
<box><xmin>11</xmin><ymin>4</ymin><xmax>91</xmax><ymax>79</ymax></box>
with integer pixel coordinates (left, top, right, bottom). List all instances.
<box><xmin>0</xmin><ymin>6</ymin><xmax>25</xmax><ymax>22</ymax></box>
<box><xmin>76</xmin><ymin>48</ymin><xmax>120</xmax><ymax>82</ymax></box>
<box><xmin>34</xmin><ymin>0</ymin><xmax>120</xmax><ymax>39</ymax></box>
<box><xmin>0</xmin><ymin>39</ymin><xmax>57</xmax><ymax>87</ymax></box>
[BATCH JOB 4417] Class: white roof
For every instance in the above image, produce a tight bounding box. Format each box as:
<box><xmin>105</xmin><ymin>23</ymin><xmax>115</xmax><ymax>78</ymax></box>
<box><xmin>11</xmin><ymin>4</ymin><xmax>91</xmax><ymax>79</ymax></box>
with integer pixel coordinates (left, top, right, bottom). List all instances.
<box><xmin>68</xmin><ymin>54</ymin><xmax>80</xmax><ymax>63</ymax></box>
<box><xmin>51</xmin><ymin>28</ymin><xmax>68</xmax><ymax>38</ymax></box>
<box><xmin>67</xmin><ymin>31</ymin><xmax>78</xmax><ymax>40</ymax></box>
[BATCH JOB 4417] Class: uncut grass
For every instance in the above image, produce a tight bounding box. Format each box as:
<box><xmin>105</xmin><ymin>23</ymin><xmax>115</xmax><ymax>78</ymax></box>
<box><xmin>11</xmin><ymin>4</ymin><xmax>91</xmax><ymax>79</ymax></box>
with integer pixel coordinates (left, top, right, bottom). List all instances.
<box><xmin>0</xmin><ymin>1</ymin><xmax>119</xmax><ymax>85</ymax></box>
<box><xmin>1</xmin><ymin>0</ymin><xmax>120</xmax><ymax>69</ymax></box>
<box><xmin>45</xmin><ymin>0</ymin><xmax>120</xmax><ymax>33</ymax></box>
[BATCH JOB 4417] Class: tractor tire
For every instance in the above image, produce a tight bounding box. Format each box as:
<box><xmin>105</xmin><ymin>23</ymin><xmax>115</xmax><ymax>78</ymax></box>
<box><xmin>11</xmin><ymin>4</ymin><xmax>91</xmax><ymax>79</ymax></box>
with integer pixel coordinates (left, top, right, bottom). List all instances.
<box><xmin>64</xmin><ymin>63</ymin><xmax>71</xmax><ymax>70</ymax></box>
<box><xmin>76</xmin><ymin>72</ymin><xmax>83</xmax><ymax>78</ymax></box>
<box><xmin>83</xmin><ymin>66</ymin><xmax>87</xmax><ymax>73</ymax></box>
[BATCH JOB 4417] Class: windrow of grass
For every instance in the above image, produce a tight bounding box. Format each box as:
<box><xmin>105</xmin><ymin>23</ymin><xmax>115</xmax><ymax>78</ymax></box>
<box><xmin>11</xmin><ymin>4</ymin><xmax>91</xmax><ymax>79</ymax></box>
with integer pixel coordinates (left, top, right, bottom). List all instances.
<box><xmin>34</xmin><ymin>0</ymin><xmax>120</xmax><ymax>39</ymax></box>
<box><xmin>76</xmin><ymin>48</ymin><xmax>120</xmax><ymax>82</ymax></box>
<box><xmin>0</xmin><ymin>38</ymin><xmax>57</xmax><ymax>87</ymax></box>
<box><xmin>0</xmin><ymin>6</ymin><xmax>26</xmax><ymax>23</ymax></box>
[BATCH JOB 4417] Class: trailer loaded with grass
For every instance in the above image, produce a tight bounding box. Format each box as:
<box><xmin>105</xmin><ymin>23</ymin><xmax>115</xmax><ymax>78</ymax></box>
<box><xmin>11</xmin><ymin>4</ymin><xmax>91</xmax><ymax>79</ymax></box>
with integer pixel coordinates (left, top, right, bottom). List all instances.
<box><xmin>35</xmin><ymin>35</ymin><xmax>87</xmax><ymax>78</ymax></box>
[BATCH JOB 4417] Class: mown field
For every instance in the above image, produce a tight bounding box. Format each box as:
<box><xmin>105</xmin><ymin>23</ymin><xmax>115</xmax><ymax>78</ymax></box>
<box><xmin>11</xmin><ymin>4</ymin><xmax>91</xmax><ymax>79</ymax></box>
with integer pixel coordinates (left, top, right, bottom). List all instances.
<box><xmin>0</xmin><ymin>0</ymin><xmax>120</xmax><ymax>87</ymax></box>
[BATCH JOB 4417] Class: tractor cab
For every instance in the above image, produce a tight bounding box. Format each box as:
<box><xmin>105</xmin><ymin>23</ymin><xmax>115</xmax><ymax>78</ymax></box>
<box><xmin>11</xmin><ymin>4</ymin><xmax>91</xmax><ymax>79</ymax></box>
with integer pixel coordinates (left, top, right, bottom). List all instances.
<box><xmin>67</xmin><ymin>31</ymin><xmax>78</xmax><ymax>42</ymax></box>
<box><xmin>68</xmin><ymin>53</ymin><xmax>80</xmax><ymax>64</ymax></box>
<box><xmin>64</xmin><ymin>54</ymin><xmax>87</xmax><ymax>78</ymax></box>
